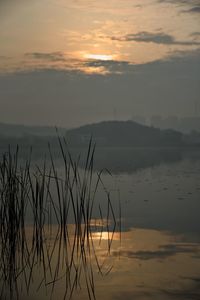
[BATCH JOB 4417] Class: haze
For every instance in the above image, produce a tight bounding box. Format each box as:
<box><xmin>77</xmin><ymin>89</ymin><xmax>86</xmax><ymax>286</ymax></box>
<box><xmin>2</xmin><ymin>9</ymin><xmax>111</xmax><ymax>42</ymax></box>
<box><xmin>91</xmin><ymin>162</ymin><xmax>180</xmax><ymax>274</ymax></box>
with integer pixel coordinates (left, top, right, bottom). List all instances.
<box><xmin>0</xmin><ymin>0</ymin><xmax>199</xmax><ymax>127</ymax></box>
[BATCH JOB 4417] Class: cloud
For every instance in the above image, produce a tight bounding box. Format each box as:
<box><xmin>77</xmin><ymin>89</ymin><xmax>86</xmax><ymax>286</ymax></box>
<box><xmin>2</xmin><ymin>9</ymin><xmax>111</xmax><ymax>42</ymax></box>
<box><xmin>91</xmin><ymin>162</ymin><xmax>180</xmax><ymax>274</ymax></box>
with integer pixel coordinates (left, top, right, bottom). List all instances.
<box><xmin>158</xmin><ymin>0</ymin><xmax>200</xmax><ymax>5</ymax></box>
<box><xmin>25</xmin><ymin>52</ymin><xmax>67</xmax><ymax>62</ymax></box>
<box><xmin>83</xmin><ymin>59</ymin><xmax>133</xmax><ymax>74</ymax></box>
<box><xmin>187</xmin><ymin>6</ymin><xmax>200</xmax><ymax>13</ymax></box>
<box><xmin>191</xmin><ymin>32</ymin><xmax>200</xmax><ymax>37</ymax></box>
<box><xmin>22</xmin><ymin>52</ymin><xmax>133</xmax><ymax>75</ymax></box>
<box><xmin>19</xmin><ymin>53</ymin><xmax>134</xmax><ymax>75</ymax></box>
<box><xmin>158</xmin><ymin>0</ymin><xmax>200</xmax><ymax>13</ymax></box>
<box><xmin>112</xmin><ymin>243</ymin><xmax>199</xmax><ymax>260</ymax></box>
<box><xmin>2</xmin><ymin>45</ymin><xmax>200</xmax><ymax>77</ymax></box>
<box><xmin>111</xmin><ymin>31</ymin><xmax>200</xmax><ymax>45</ymax></box>
<box><xmin>0</xmin><ymin>48</ymin><xmax>199</xmax><ymax>128</ymax></box>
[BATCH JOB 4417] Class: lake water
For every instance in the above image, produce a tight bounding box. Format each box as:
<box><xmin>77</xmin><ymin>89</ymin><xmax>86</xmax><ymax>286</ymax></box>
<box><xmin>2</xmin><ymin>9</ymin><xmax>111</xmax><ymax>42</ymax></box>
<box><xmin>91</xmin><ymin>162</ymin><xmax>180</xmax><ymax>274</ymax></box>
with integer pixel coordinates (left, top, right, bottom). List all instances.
<box><xmin>1</xmin><ymin>147</ymin><xmax>200</xmax><ymax>299</ymax></box>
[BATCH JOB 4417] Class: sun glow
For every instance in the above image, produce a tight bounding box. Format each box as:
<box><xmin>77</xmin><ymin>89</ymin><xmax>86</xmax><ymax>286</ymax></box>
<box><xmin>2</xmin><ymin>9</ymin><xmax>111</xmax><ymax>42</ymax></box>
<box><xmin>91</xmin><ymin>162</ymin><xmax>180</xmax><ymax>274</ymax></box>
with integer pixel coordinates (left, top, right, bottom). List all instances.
<box><xmin>84</xmin><ymin>54</ymin><xmax>113</xmax><ymax>61</ymax></box>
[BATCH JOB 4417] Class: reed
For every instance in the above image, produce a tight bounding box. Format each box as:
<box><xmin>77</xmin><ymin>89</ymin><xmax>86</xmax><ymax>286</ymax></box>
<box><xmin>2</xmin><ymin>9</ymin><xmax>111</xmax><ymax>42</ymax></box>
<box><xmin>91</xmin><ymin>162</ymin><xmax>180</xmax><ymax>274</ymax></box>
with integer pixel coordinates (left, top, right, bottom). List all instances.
<box><xmin>0</xmin><ymin>137</ymin><xmax>120</xmax><ymax>300</ymax></box>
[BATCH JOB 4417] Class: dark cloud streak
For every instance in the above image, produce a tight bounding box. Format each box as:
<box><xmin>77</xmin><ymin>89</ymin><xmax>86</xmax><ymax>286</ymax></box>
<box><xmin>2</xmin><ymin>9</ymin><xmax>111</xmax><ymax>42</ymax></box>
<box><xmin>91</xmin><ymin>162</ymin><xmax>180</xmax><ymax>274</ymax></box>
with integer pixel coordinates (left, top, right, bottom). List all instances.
<box><xmin>191</xmin><ymin>32</ymin><xmax>200</xmax><ymax>37</ymax></box>
<box><xmin>187</xmin><ymin>6</ymin><xmax>200</xmax><ymax>13</ymax></box>
<box><xmin>111</xmin><ymin>31</ymin><xmax>200</xmax><ymax>45</ymax></box>
<box><xmin>158</xmin><ymin>0</ymin><xmax>200</xmax><ymax>14</ymax></box>
<box><xmin>25</xmin><ymin>52</ymin><xmax>67</xmax><ymax>62</ymax></box>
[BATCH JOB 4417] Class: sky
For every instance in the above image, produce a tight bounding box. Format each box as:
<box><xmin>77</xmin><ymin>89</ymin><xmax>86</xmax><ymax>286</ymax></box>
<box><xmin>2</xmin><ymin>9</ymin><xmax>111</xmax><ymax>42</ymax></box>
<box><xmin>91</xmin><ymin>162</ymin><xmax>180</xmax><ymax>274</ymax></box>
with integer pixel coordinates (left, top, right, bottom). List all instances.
<box><xmin>0</xmin><ymin>0</ymin><xmax>199</xmax><ymax>127</ymax></box>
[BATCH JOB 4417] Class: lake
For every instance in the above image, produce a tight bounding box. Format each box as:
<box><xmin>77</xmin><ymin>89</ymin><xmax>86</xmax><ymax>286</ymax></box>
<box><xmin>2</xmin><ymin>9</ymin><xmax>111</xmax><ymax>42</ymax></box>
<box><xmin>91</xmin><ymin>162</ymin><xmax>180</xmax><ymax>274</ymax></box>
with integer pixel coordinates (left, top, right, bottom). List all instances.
<box><xmin>0</xmin><ymin>147</ymin><xmax>200</xmax><ymax>299</ymax></box>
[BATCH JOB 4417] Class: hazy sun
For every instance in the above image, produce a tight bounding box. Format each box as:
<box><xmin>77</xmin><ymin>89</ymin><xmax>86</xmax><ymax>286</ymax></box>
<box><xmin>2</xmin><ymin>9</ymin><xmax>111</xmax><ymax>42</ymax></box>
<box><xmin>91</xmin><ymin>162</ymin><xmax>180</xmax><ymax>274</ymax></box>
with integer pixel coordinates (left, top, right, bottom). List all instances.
<box><xmin>84</xmin><ymin>54</ymin><xmax>113</xmax><ymax>61</ymax></box>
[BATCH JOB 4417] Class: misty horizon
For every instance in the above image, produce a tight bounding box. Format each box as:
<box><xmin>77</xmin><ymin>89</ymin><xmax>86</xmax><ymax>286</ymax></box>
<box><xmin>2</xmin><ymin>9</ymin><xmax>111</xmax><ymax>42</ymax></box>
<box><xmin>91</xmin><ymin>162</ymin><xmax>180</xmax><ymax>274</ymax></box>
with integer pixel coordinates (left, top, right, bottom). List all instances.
<box><xmin>0</xmin><ymin>0</ymin><xmax>199</xmax><ymax>127</ymax></box>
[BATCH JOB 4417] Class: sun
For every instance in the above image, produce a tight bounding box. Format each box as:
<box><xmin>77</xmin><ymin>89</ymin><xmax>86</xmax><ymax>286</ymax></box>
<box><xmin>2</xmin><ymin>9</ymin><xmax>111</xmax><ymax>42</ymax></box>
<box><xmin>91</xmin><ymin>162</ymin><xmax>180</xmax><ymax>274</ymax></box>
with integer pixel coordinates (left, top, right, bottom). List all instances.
<box><xmin>84</xmin><ymin>54</ymin><xmax>113</xmax><ymax>61</ymax></box>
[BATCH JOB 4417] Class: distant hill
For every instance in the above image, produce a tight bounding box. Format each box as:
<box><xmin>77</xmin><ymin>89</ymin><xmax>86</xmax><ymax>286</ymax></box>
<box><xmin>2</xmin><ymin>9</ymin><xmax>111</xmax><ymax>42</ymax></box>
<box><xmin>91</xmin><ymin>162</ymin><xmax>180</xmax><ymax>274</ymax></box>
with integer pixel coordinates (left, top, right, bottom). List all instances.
<box><xmin>0</xmin><ymin>122</ymin><xmax>66</xmax><ymax>137</ymax></box>
<box><xmin>0</xmin><ymin>121</ymin><xmax>199</xmax><ymax>157</ymax></box>
<box><xmin>66</xmin><ymin>120</ymin><xmax>183</xmax><ymax>147</ymax></box>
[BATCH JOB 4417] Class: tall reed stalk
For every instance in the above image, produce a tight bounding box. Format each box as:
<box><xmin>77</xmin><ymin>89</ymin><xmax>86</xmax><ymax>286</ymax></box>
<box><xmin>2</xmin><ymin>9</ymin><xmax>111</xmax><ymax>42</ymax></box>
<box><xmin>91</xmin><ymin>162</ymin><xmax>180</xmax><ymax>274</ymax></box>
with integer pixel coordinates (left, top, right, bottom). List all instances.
<box><xmin>0</xmin><ymin>137</ymin><xmax>120</xmax><ymax>300</ymax></box>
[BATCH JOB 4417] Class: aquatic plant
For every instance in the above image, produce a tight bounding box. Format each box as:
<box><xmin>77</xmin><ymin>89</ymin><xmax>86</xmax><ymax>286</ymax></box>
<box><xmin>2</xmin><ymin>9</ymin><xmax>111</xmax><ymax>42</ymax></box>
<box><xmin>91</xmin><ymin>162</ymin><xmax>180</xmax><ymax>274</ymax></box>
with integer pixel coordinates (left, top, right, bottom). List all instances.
<box><xmin>0</xmin><ymin>137</ymin><xmax>120</xmax><ymax>300</ymax></box>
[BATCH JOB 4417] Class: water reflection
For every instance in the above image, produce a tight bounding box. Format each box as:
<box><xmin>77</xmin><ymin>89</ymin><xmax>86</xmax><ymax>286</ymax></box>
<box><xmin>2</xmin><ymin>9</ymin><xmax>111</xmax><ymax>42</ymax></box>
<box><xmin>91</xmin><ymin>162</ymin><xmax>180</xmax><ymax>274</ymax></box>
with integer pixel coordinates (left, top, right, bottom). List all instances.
<box><xmin>2</xmin><ymin>226</ymin><xmax>199</xmax><ymax>300</ymax></box>
<box><xmin>31</xmin><ymin>147</ymin><xmax>200</xmax><ymax>174</ymax></box>
<box><xmin>1</xmin><ymin>146</ymin><xmax>200</xmax><ymax>299</ymax></box>
<box><xmin>0</xmin><ymin>222</ymin><xmax>118</xmax><ymax>300</ymax></box>
<box><xmin>2</xmin><ymin>144</ymin><xmax>200</xmax><ymax>174</ymax></box>
<box><xmin>92</xmin><ymin>229</ymin><xmax>200</xmax><ymax>300</ymax></box>
<box><xmin>90</xmin><ymin>147</ymin><xmax>183</xmax><ymax>173</ymax></box>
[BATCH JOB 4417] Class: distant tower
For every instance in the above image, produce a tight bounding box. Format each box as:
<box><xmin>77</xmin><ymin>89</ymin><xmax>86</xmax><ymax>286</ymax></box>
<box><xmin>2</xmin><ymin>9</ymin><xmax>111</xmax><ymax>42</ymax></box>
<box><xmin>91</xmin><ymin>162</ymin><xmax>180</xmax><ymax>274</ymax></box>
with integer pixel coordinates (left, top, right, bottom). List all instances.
<box><xmin>113</xmin><ymin>108</ymin><xmax>117</xmax><ymax>121</ymax></box>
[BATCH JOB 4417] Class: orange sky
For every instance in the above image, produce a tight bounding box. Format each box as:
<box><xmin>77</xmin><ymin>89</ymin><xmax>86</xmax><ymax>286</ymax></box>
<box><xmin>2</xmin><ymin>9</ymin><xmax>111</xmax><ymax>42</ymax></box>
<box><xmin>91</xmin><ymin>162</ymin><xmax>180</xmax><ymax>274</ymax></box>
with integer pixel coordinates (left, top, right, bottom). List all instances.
<box><xmin>0</xmin><ymin>0</ymin><xmax>200</xmax><ymax>74</ymax></box>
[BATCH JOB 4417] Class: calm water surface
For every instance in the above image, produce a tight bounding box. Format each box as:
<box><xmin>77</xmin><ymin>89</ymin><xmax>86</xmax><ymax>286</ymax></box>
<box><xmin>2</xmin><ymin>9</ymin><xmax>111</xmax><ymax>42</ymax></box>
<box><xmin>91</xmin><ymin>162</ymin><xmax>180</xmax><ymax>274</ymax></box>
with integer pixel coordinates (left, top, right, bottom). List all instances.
<box><xmin>77</xmin><ymin>148</ymin><xmax>200</xmax><ymax>299</ymax></box>
<box><xmin>1</xmin><ymin>148</ymin><xmax>200</xmax><ymax>299</ymax></box>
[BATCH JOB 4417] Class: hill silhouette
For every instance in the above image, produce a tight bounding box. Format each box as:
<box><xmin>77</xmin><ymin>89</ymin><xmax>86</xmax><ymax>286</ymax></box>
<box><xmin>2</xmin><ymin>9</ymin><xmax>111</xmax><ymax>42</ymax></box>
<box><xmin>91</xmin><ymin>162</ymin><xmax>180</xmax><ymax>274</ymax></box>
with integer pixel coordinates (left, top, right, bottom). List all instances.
<box><xmin>66</xmin><ymin>120</ymin><xmax>183</xmax><ymax>147</ymax></box>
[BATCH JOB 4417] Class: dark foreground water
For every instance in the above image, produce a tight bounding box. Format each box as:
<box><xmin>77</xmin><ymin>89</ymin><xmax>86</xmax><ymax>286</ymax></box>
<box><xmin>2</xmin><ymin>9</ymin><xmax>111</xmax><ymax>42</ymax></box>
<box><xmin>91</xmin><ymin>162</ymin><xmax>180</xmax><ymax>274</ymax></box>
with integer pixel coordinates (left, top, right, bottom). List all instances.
<box><xmin>1</xmin><ymin>147</ymin><xmax>200</xmax><ymax>300</ymax></box>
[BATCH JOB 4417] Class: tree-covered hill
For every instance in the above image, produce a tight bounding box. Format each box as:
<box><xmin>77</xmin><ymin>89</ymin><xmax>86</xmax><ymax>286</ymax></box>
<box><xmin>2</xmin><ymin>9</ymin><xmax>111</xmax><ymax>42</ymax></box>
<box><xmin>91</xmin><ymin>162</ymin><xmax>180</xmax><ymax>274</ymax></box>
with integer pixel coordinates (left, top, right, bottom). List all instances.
<box><xmin>66</xmin><ymin>120</ymin><xmax>183</xmax><ymax>147</ymax></box>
